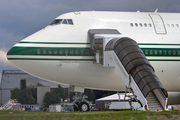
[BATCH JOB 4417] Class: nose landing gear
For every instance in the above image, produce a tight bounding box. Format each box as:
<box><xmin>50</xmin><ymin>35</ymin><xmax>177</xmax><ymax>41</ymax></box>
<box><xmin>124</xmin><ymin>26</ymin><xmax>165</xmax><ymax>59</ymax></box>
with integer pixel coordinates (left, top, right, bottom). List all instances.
<box><xmin>79</xmin><ymin>101</ymin><xmax>90</xmax><ymax>111</ymax></box>
<box><xmin>72</xmin><ymin>93</ymin><xmax>90</xmax><ymax>112</ymax></box>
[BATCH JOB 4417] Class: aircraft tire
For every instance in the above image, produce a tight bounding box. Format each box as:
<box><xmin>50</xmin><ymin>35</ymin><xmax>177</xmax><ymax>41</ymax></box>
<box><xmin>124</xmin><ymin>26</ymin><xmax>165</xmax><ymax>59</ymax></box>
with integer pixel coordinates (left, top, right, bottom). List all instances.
<box><xmin>78</xmin><ymin>102</ymin><xmax>90</xmax><ymax>112</ymax></box>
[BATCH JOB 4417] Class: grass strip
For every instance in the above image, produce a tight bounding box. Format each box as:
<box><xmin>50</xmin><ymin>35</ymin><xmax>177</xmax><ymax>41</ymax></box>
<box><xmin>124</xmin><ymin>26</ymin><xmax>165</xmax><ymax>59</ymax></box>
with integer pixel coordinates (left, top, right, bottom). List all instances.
<box><xmin>0</xmin><ymin>110</ymin><xmax>180</xmax><ymax>120</ymax></box>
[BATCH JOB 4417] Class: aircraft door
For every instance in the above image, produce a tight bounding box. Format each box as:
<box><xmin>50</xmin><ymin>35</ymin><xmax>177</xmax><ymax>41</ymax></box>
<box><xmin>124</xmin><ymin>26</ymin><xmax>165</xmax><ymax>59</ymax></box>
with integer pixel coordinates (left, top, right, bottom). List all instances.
<box><xmin>149</xmin><ymin>14</ymin><xmax>167</xmax><ymax>34</ymax></box>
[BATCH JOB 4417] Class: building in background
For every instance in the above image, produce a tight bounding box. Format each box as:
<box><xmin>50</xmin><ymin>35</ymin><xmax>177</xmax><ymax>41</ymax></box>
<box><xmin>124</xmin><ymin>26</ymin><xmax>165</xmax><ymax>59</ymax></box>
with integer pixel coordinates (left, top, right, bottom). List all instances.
<box><xmin>0</xmin><ymin>70</ymin><xmax>69</xmax><ymax>107</ymax></box>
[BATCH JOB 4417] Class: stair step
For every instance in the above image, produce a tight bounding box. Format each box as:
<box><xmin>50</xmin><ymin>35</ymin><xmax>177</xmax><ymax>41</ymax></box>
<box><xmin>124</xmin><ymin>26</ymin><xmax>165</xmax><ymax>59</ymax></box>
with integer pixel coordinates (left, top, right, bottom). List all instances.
<box><xmin>148</xmin><ymin>102</ymin><xmax>161</xmax><ymax>104</ymax></box>
<box><xmin>147</xmin><ymin>94</ymin><xmax>154</xmax><ymax>96</ymax></box>
<box><xmin>148</xmin><ymin>102</ymin><xmax>162</xmax><ymax>105</ymax></box>
<box><xmin>147</xmin><ymin>97</ymin><xmax>156</xmax><ymax>99</ymax></box>
<box><xmin>149</xmin><ymin>107</ymin><xmax>163</xmax><ymax>109</ymax></box>
<box><xmin>146</xmin><ymin>96</ymin><xmax>155</xmax><ymax>98</ymax></box>
<box><xmin>146</xmin><ymin>92</ymin><xmax>164</xmax><ymax>111</ymax></box>
<box><xmin>149</xmin><ymin>108</ymin><xmax>163</xmax><ymax>109</ymax></box>
<box><xmin>147</xmin><ymin>98</ymin><xmax>156</xmax><ymax>100</ymax></box>
<box><xmin>149</xmin><ymin>109</ymin><xmax>163</xmax><ymax>111</ymax></box>
<box><xmin>149</xmin><ymin>105</ymin><xmax>162</xmax><ymax>109</ymax></box>
<box><xmin>148</xmin><ymin>100</ymin><xmax>160</xmax><ymax>102</ymax></box>
<box><xmin>148</xmin><ymin>101</ymin><xmax>159</xmax><ymax>103</ymax></box>
<box><xmin>147</xmin><ymin>98</ymin><xmax>157</xmax><ymax>101</ymax></box>
<box><xmin>147</xmin><ymin>99</ymin><xmax>157</xmax><ymax>101</ymax></box>
<box><xmin>149</xmin><ymin>107</ymin><xmax>162</xmax><ymax>109</ymax></box>
<box><xmin>148</xmin><ymin>105</ymin><xmax>162</xmax><ymax>108</ymax></box>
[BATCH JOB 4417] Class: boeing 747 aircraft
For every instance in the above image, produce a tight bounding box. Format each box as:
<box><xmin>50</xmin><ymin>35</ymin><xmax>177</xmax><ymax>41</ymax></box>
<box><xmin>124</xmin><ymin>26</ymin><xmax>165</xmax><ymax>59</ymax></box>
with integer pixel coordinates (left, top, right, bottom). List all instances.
<box><xmin>7</xmin><ymin>11</ymin><xmax>180</xmax><ymax>111</ymax></box>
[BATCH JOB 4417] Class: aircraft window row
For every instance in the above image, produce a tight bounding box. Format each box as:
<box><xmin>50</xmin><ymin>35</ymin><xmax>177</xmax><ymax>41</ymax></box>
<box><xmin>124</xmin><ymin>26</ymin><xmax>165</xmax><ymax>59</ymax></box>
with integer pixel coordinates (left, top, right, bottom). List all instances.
<box><xmin>50</xmin><ymin>19</ymin><xmax>73</xmax><ymax>25</ymax></box>
<box><xmin>166</xmin><ymin>24</ymin><xmax>179</xmax><ymax>28</ymax></box>
<box><xmin>130</xmin><ymin>23</ymin><xmax>179</xmax><ymax>28</ymax></box>
<box><xmin>130</xmin><ymin>23</ymin><xmax>152</xmax><ymax>27</ymax></box>
<box><xmin>144</xmin><ymin>50</ymin><xmax>180</xmax><ymax>55</ymax></box>
<box><xmin>37</xmin><ymin>49</ymin><xmax>90</xmax><ymax>55</ymax></box>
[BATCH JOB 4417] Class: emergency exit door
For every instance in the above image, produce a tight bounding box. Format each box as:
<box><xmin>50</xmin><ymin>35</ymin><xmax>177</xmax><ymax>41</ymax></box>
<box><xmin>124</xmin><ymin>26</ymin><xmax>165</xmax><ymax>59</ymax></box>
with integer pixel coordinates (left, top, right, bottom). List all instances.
<box><xmin>149</xmin><ymin>14</ymin><xmax>167</xmax><ymax>34</ymax></box>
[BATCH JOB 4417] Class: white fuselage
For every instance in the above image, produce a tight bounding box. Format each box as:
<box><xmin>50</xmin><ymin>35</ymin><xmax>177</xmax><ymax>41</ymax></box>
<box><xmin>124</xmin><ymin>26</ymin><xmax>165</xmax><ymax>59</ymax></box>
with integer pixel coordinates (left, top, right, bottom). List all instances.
<box><xmin>7</xmin><ymin>11</ymin><xmax>180</xmax><ymax>92</ymax></box>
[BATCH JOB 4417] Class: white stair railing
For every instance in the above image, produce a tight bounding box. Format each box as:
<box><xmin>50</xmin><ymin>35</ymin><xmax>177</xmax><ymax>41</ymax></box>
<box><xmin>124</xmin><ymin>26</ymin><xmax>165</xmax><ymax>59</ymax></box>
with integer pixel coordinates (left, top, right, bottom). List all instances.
<box><xmin>0</xmin><ymin>99</ymin><xmax>21</xmax><ymax>110</ymax></box>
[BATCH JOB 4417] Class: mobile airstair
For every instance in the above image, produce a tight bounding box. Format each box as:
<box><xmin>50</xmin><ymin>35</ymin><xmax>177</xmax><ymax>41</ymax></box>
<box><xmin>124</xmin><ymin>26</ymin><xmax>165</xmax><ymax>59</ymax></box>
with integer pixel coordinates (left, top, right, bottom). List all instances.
<box><xmin>0</xmin><ymin>99</ymin><xmax>21</xmax><ymax>110</ymax></box>
<box><xmin>88</xmin><ymin>29</ymin><xmax>168</xmax><ymax>111</ymax></box>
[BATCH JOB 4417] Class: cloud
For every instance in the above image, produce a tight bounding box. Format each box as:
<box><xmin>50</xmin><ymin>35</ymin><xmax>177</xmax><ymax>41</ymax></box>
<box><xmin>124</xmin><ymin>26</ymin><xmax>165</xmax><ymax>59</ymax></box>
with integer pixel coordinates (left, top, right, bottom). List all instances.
<box><xmin>0</xmin><ymin>50</ymin><xmax>8</xmax><ymax>64</ymax></box>
<box><xmin>0</xmin><ymin>49</ymin><xmax>16</xmax><ymax>81</ymax></box>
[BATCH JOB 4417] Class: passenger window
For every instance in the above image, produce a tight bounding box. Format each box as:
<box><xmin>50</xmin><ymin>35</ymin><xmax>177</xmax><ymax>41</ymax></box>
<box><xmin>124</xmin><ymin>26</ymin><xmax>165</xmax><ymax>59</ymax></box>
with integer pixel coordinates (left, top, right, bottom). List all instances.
<box><xmin>67</xmin><ymin>19</ymin><xmax>73</xmax><ymax>25</ymax></box>
<box><xmin>149</xmin><ymin>23</ymin><xmax>152</xmax><ymax>27</ymax></box>
<box><xmin>144</xmin><ymin>23</ymin><xmax>147</xmax><ymax>27</ymax></box>
<box><xmin>168</xmin><ymin>50</ymin><xmax>171</xmax><ymax>55</ymax></box>
<box><xmin>65</xmin><ymin>50</ymin><xmax>68</xmax><ymax>54</ymax></box>
<box><xmin>176</xmin><ymin>24</ymin><xmax>179</xmax><ymax>28</ymax></box>
<box><xmin>159</xmin><ymin>50</ymin><xmax>162</xmax><ymax>55</ymax></box>
<box><xmin>76</xmin><ymin>50</ymin><xmax>79</xmax><ymax>54</ymax></box>
<box><xmin>164</xmin><ymin>50</ymin><xmax>167</xmax><ymax>55</ymax></box>
<box><xmin>130</xmin><ymin>23</ymin><xmax>133</xmax><ymax>27</ymax></box>
<box><xmin>70</xmin><ymin>49</ymin><xmax>73</xmax><ymax>54</ymax></box>
<box><xmin>43</xmin><ymin>50</ymin><xmax>46</xmax><ymax>54</ymax></box>
<box><xmin>155</xmin><ymin>50</ymin><xmax>157</xmax><ymax>55</ymax></box>
<box><xmin>150</xmin><ymin>50</ymin><xmax>153</xmax><ymax>54</ymax></box>
<box><xmin>171</xmin><ymin>24</ymin><xmax>174</xmax><ymax>27</ymax></box>
<box><xmin>167</xmin><ymin>24</ymin><xmax>170</xmax><ymax>27</ymax></box>
<box><xmin>49</xmin><ymin>50</ymin><xmax>52</xmax><ymax>54</ymax></box>
<box><xmin>37</xmin><ymin>50</ymin><xmax>41</xmax><ymax>54</ymax></box>
<box><xmin>54</xmin><ymin>50</ymin><xmax>57</xmax><ymax>54</ymax></box>
<box><xmin>62</xmin><ymin>19</ymin><xmax>68</xmax><ymax>24</ymax></box>
<box><xmin>81</xmin><ymin>50</ymin><xmax>84</xmax><ymax>54</ymax></box>
<box><xmin>135</xmin><ymin>23</ymin><xmax>138</xmax><ymax>27</ymax></box>
<box><xmin>139</xmin><ymin>23</ymin><xmax>142</xmax><ymax>27</ymax></box>
<box><xmin>178</xmin><ymin>50</ymin><xmax>180</xmax><ymax>55</ymax></box>
<box><xmin>59</xmin><ymin>50</ymin><xmax>63</xmax><ymax>54</ymax></box>
<box><xmin>145</xmin><ymin>50</ymin><xmax>148</xmax><ymax>55</ymax></box>
<box><xmin>173</xmin><ymin>50</ymin><xmax>176</xmax><ymax>55</ymax></box>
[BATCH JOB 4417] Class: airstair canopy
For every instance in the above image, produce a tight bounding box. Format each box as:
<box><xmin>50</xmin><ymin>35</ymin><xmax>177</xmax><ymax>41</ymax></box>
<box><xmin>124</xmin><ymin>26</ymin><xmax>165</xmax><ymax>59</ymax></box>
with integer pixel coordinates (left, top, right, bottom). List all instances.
<box><xmin>105</xmin><ymin>37</ymin><xmax>168</xmax><ymax>98</ymax></box>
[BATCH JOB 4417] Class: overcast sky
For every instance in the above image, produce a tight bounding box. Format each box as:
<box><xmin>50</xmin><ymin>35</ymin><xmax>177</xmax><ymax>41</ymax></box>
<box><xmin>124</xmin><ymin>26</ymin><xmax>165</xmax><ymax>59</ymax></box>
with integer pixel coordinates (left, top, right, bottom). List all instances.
<box><xmin>0</xmin><ymin>0</ymin><xmax>180</xmax><ymax>79</ymax></box>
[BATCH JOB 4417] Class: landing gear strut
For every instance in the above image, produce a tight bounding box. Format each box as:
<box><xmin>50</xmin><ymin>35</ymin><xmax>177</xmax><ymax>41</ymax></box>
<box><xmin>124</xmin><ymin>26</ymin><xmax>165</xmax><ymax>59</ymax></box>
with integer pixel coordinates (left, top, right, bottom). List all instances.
<box><xmin>72</xmin><ymin>92</ymin><xmax>90</xmax><ymax>112</ymax></box>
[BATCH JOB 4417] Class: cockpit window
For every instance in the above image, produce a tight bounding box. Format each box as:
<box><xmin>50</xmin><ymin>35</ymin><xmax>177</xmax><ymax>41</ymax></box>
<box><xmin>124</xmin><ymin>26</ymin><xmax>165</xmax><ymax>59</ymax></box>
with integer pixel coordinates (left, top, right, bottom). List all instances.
<box><xmin>62</xmin><ymin>19</ymin><xmax>68</xmax><ymax>24</ymax></box>
<box><xmin>67</xmin><ymin>19</ymin><xmax>73</xmax><ymax>25</ymax></box>
<box><xmin>50</xmin><ymin>19</ymin><xmax>74</xmax><ymax>25</ymax></box>
<box><xmin>50</xmin><ymin>19</ymin><xmax>63</xmax><ymax>25</ymax></box>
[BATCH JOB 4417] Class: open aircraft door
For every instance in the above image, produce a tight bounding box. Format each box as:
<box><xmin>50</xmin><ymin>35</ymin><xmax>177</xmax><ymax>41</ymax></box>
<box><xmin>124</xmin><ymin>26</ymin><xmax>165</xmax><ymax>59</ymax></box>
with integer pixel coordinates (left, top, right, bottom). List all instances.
<box><xmin>149</xmin><ymin>14</ymin><xmax>167</xmax><ymax>34</ymax></box>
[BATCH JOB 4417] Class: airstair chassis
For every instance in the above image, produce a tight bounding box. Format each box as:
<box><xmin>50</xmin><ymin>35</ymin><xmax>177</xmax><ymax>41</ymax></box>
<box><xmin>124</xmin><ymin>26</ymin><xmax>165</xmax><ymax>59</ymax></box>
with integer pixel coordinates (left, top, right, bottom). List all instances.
<box><xmin>104</xmin><ymin>50</ymin><xmax>148</xmax><ymax>107</ymax></box>
<box><xmin>88</xmin><ymin>29</ymin><xmax>168</xmax><ymax>111</ymax></box>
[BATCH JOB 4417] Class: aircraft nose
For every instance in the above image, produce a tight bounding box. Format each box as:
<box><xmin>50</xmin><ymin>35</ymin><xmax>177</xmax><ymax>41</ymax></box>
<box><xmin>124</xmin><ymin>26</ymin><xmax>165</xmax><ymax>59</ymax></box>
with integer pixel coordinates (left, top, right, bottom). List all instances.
<box><xmin>7</xmin><ymin>45</ymin><xmax>23</xmax><ymax>68</ymax></box>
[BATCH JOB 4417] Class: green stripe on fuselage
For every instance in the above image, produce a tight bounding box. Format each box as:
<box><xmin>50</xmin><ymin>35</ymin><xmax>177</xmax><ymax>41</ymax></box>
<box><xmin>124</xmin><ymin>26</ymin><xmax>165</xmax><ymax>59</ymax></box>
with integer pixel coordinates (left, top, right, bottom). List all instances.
<box><xmin>7</xmin><ymin>58</ymin><xmax>94</xmax><ymax>61</ymax></box>
<box><xmin>7</xmin><ymin>46</ymin><xmax>180</xmax><ymax>57</ymax></box>
<box><xmin>7</xmin><ymin>47</ymin><xmax>94</xmax><ymax>56</ymax></box>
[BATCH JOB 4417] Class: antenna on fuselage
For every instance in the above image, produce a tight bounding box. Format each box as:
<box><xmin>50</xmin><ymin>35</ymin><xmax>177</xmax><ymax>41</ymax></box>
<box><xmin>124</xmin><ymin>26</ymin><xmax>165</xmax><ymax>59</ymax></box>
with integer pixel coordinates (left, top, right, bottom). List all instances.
<box><xmin>154</xmin><ymin>8</ymin><xmax>158</xmax><ymax>13</ymax></box>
